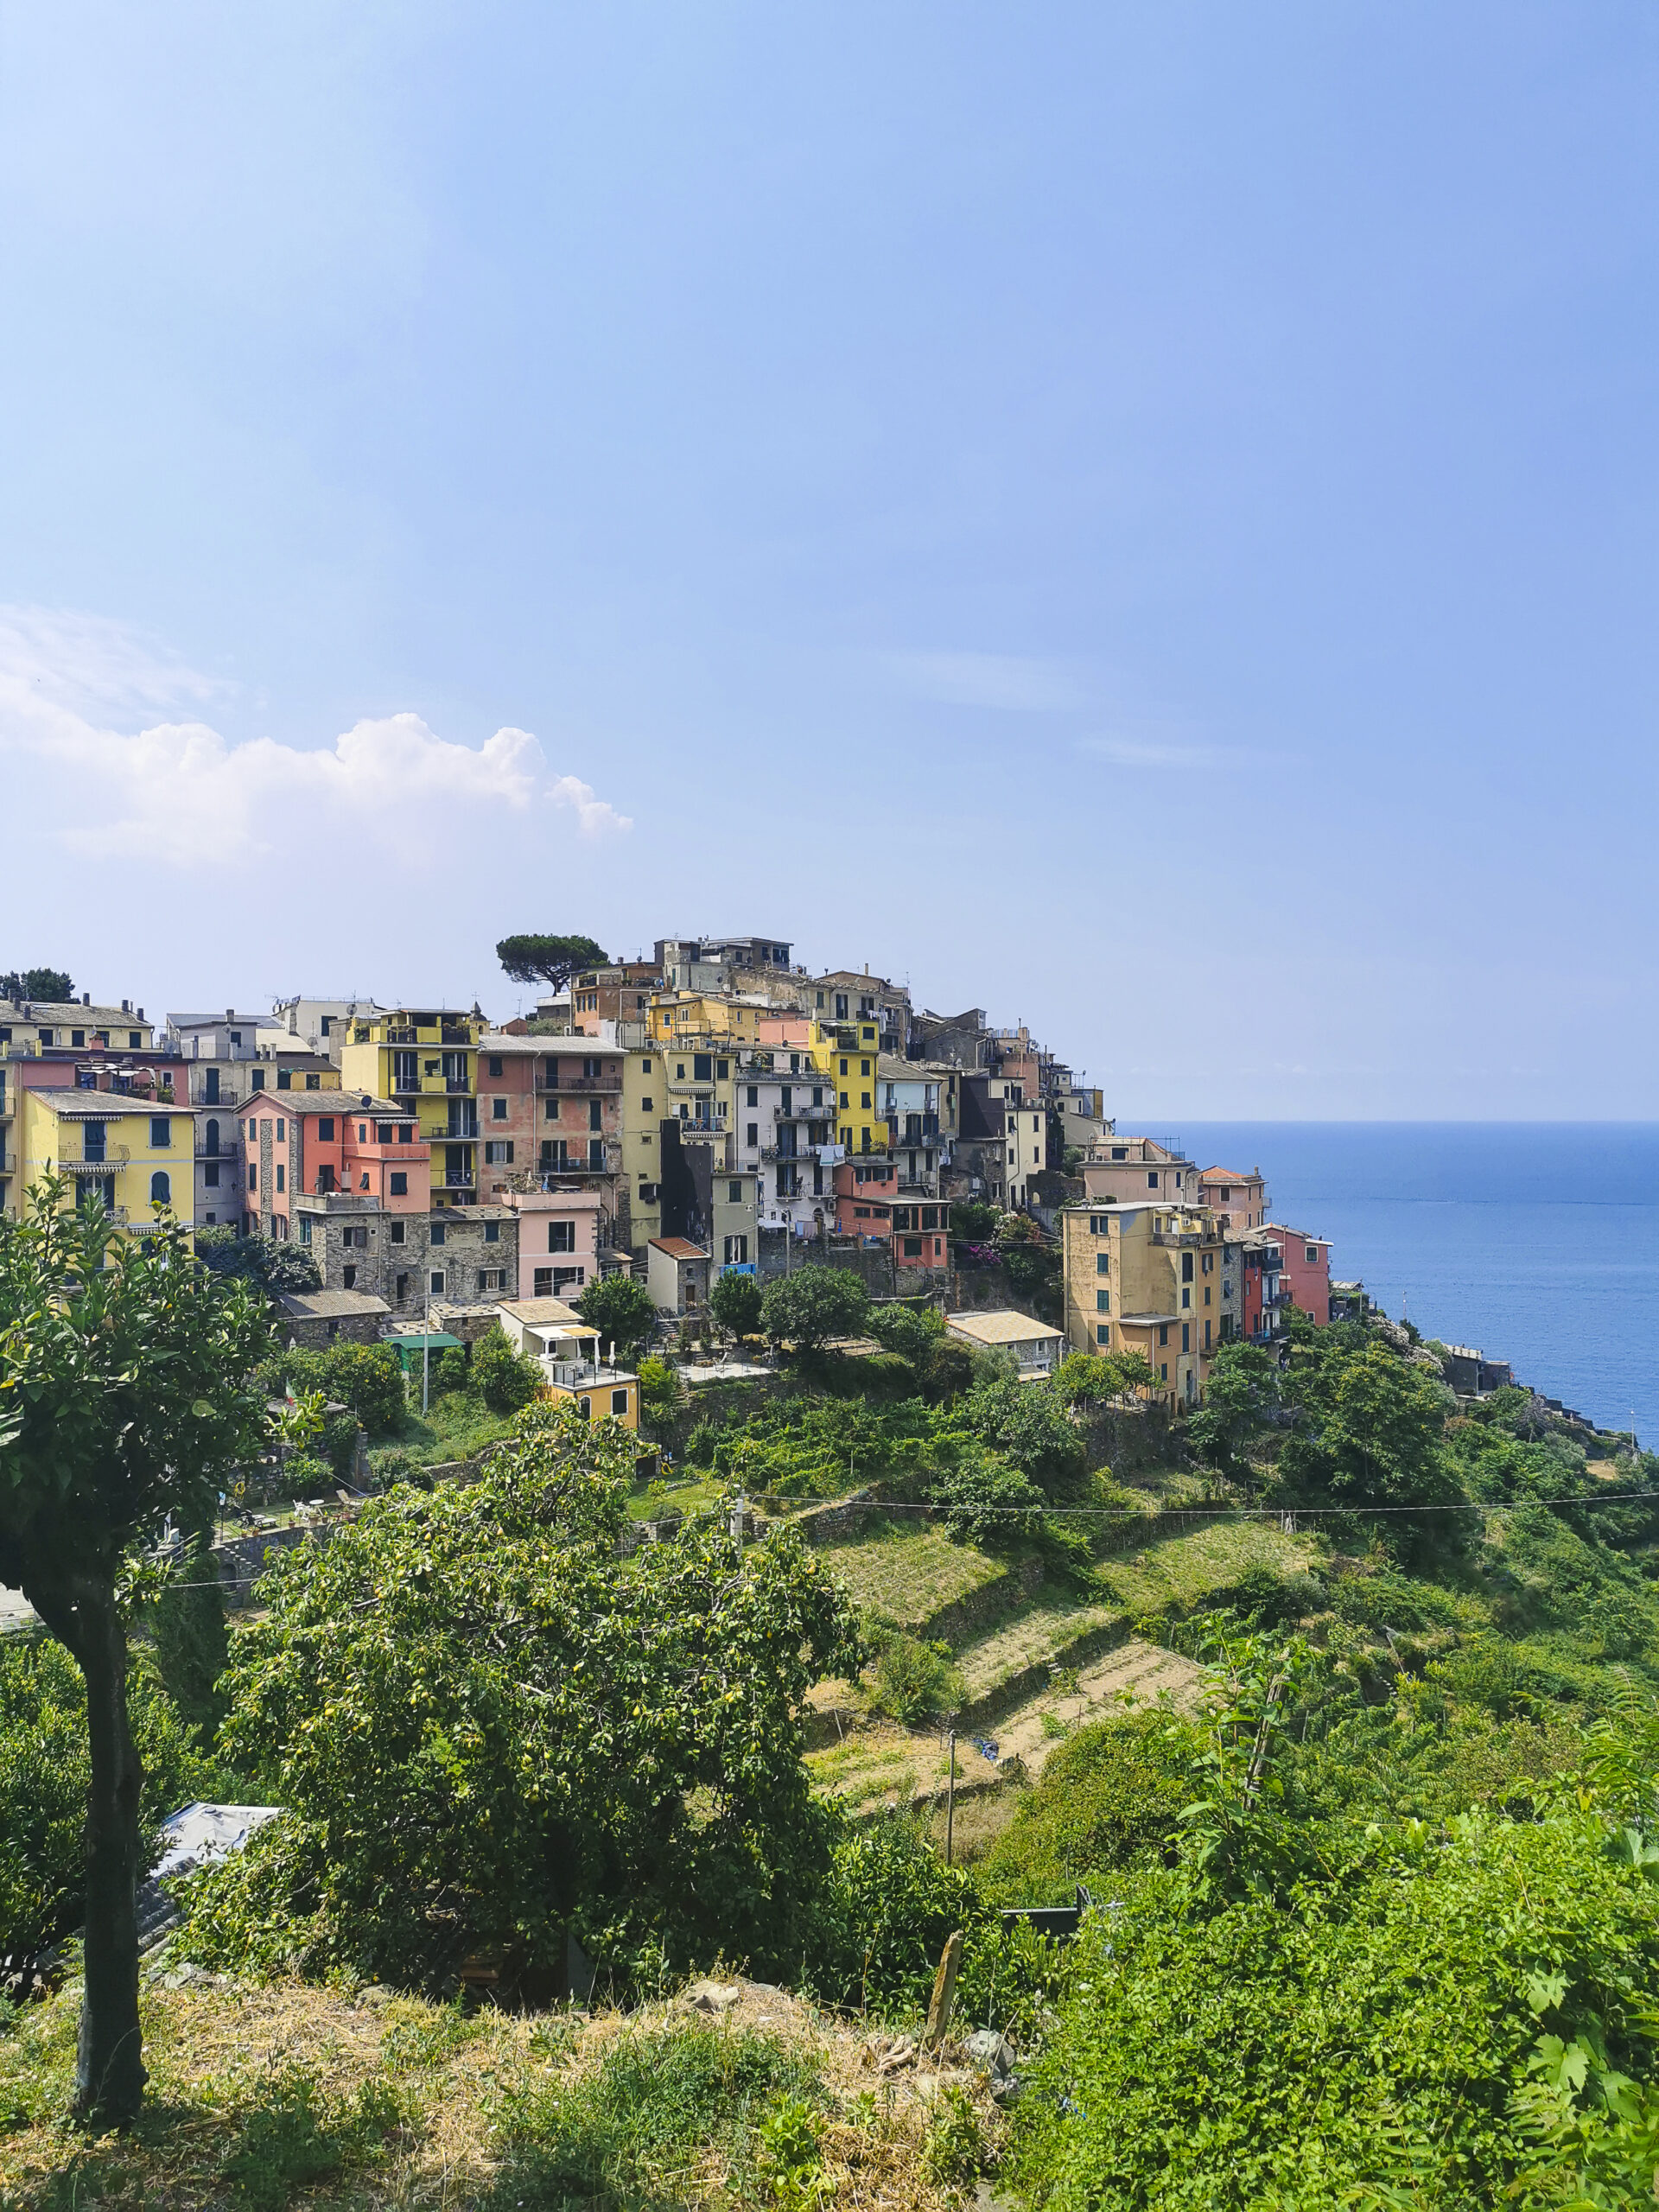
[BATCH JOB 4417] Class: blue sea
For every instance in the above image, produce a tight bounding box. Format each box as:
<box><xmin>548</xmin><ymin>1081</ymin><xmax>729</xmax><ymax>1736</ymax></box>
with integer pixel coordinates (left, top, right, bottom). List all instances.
<box><xmin>1137</xmin><ymin>1124</ymin><xmax>1659</xmax><ymax>1449</ymax></box>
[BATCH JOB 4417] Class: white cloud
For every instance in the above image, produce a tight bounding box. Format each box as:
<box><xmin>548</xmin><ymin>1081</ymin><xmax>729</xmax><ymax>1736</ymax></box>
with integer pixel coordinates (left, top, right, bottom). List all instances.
<box><xmin>887</xmin><ymin>650</ymin><xmax>1081</xmax><ymax>712</ymax></box>
<box><xmin>0</xmin><ymin>603</ymin><xmax>632</xmax><ymax>864</ymax></box>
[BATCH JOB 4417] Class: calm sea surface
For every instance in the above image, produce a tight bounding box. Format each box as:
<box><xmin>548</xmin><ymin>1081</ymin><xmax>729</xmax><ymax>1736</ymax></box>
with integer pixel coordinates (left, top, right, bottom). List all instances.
<box><xmin>1136</xmin><ymin>1123</ymin><xmax>1659</xmax><ymax>1448</ymax></box>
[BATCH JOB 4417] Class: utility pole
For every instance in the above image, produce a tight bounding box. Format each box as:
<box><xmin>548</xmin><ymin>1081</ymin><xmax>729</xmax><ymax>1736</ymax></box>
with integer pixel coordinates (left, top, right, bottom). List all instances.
<box><xmin>945</xmin><ymin>1728</ymin><xmax>957</xmax><ymax>1866</ymax></box>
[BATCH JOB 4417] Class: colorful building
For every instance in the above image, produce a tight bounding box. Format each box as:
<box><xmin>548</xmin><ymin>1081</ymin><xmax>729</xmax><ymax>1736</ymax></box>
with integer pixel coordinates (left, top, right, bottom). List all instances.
<box><xmin>10</xmin><ymin>1071</ymin><xmax>195</xmax><ymax>1239</ymax></box>
<box><xmin>1061</xmin><ymin>1199</ymin><xmax>1229</xmax><ymax>1407</ymax></box>
<box><xmin>503</xmin><ymin>1186</ymin><xmax>605</xmax><ymax>1300</ymax></box>
<box><xmin>339</xmin><ymin>1007</ymin><xmax>485</xmax><ymax>1207</ymax></box>
<box><xmin>1199</xmin><ymin>1166</ymin><xmax>1268</xmax><ymax>1231</ymax></box>
<box><xmin>1262</xmin><ymin>1224</ymin><xmax>1331</xmax><ymax>1325</ymax></box>
<box><xmin>1081</xmin><ymin>1135</ymin><xmax>1198</xmax><ymax>1208</ymax></box>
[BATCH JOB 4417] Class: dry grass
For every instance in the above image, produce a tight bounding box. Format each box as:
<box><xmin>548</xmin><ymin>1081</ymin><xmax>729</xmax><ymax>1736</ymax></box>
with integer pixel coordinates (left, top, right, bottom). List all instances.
<box><xmin>955</xmin><ymin>1595</ymin><xmax>1123</xmax><ymax>1706</ymax></box>
<box><xmin>0</xmin><ymin>1967</ymin><xmax>997</xmax><ymax>2211</ymax></box>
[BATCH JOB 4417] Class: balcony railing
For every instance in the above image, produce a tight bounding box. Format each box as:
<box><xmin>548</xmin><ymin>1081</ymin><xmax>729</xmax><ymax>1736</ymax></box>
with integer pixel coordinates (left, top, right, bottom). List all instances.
<box><xmin>63</xmin><ymin>1147</ymin><xmax>131</xmax><ymax>1173</ymax></box>
<box><xmin>442</xmin><ymin>1168</ymin><xmax>476</xmax><ymax>1188</ymax></box>
<box><xmin>444</xmin><ymin>1077</ymin><xmax>471</xmax><ymax>1094</ymax></box>
<box><xmin>535</xmin><ymin>1072</ymin><xmax>622</xmax><ymax>1094</ymax></box>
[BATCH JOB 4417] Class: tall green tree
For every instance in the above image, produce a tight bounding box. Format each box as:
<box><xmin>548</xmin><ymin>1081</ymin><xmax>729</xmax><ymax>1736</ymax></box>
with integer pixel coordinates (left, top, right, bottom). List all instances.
<box><xmin>760</xmin><ymin>1266</ymin><xmax>870</xmax><ymax>1354</ymax></box>
<box><xmin>709</xmin><ymin>1268</ymin><xmax>764</xmax><ymax>1340</ymax></box>
<box><xmin>576</xmin><ymin>1273</ymin><xmax>658</xmax><ymax>1359</ymax></box>
<box><xmin>0</xmin><ymin>966</ymin><xmax>75</xmax><ymax>1002</ymax></box>
<box><xmin>184</xmin><ymin>1403</ymin><xmax>865</xmax><ymax>1994</ymax></box>
<box><xmin>0</xmin><ymin>1181</ymin><xmax>270</xmax><ymax>2120</ymax></box>
<box><xmin>495</xmin><ymin>933</ymin><xmax>610</xmax><ymax>992</ymax></box>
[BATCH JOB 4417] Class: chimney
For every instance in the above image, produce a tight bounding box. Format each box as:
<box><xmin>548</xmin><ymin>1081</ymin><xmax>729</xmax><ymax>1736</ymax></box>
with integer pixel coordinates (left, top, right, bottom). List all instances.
<box><xmin>83</xmin><ymin>992</ymin><xmax>91</xmax><ymax>1006</ymax></box>
<box><xmin>137</xmin><ymin>1007</ymin><xmax>144</xmax><ymax>1021</ymax></box>
<box><xmin>226</xmin><ymin>1007</ymin><xmax>234</xmax><ymax>1024</ymax></box>
<box><xmin>122</xmin><ymin>999</ymin><xmax>130</xmax><ymax>1014</ymax></box>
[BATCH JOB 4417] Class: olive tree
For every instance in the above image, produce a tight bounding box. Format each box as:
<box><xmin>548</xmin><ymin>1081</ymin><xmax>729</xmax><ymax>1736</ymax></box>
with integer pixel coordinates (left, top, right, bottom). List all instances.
<box><xmin>760</xmin><ymin>1266</ymin><xmax>870</xmax><ymax>1355</ymax></box>
<box><xmin>0</xmin><ymin>1181</ymin><xmax>270</xmax><ymax>2120</ymax></box>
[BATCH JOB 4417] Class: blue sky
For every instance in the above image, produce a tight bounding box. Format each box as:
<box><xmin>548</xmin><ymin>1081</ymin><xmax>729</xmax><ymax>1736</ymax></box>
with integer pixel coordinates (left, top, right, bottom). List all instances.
<box><xmin>1</xmin><ymin>3</ymin><xmax>1655</xmax><ymax>1117</ymax></box>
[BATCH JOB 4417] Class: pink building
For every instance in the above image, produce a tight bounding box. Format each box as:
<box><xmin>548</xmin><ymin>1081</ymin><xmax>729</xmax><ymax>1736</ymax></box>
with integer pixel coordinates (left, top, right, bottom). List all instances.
<box><xmin>1262</xmin><ymin>1223</ymin><xmax>1332</xmax><ymax>1325</ymax></box>
<box><xmin>504</xmin><ymin>1187</ymin><xmax>604</xmax><ymax>1300</ymax></box>
<box><xmin>246</xmin><ymin>1094</ymin><xmax>429</xmax><ymax>1239</ymax></box>
<box><xmin>1199</xmin><ymin>1166</ymin><xmax>1268</xmax><ymax>1230</ymax></box>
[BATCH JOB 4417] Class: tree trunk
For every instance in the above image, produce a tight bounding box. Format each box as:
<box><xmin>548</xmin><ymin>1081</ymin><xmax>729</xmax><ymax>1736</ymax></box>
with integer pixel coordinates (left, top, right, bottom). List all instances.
<box><xmin>32</xmin><ymin>1571</ymin><xmax>149</xmax><ymax>2123</ymax></box>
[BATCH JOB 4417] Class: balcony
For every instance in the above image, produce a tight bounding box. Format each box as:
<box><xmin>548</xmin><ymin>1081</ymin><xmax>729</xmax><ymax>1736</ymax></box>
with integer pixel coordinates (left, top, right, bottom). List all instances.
<box><xmin>444</xmin><ymin>1076</ymin><xmax>471</xmax><ymax>1094</ymax></box>
<box><xmin>193</xmin><ymin>1082</ymin><xmax>241</xmax><ymax>1108</ymax></box>
<box><xmin>439</xmin><ymin>1027</ymin><xmax>474</xmax><ymax>1047</ymax></box>
<box><xmin>63</xmin><ymin>1146</ymin><xmax>131</xmax><ymax>1173</ymax></box>
<box><xmin>535</xmin><ymin>1072</ymin><xmax>622</xmax><ymax>1094</ymax></box>
<box><xmin>442</xmin><ymin>1168</ymin><xmax>476</xmax><ymax>1189</ymax></box>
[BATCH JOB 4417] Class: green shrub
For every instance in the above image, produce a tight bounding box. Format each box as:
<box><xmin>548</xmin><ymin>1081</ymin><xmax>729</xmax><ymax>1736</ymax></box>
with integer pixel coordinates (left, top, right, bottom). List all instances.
<box><xmin>472</xmin><ymin>1330</ymin><xmax>543</xmax><ymax>1416</ymax></box>
<box><xmin>868</xmin><ymin>1634</ymin><xmax>963</xmax><ymax>1725</ymax></box>
<box><xmin>824</xmin><ymin>1815</ymin><xmax>988</xmax><ymax>2011</ymax></box>
<box><xmin>1009</xmin><ymin>1811</ymin><xmax>1659</xmax><ymax>2210</ymax></box>
<box><xmin>0</xmin><ymin>1636</ymin><xmax>215</xmax><ymax>1961</ymax></box>
<box><xmin>487</xmin><ymin>2027</ymin><xmax>813</xmax><ymax>2209</ymax></box>
<box><xmin>978</xmin><ymin>1711</ymin><xmax>1199</xmax><ymax>1906</ymax></box>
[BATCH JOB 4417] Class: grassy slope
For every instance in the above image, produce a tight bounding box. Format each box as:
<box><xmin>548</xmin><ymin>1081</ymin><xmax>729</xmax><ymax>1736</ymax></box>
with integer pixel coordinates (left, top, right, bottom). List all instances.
<box><xmin>0</xmin><ymin>1968</ymin><xmax>982</xmax><ymax>2211</ymax></box>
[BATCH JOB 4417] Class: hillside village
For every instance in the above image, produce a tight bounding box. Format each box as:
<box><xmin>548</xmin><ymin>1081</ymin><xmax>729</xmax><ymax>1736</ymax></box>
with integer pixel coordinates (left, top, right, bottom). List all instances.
<box><xmin>0</xmin><ymin>932</ymin><xmax>1359</xmax><ymax>1406</ymax></box>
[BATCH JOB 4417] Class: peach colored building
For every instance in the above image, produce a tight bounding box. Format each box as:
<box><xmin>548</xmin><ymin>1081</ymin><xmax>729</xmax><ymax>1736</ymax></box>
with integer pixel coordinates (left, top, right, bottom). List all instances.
<box><xmin>1199</xmin><ymin>1166</ymin><xmax>1268</xmax><ymax>1230</ymax></box>
<box><xmin>1082</xmin><ymin>1135</ymin><xmax>1197</xmax><ymax>1207</ymax></box>
<box><xmin>833</xmin><ymin>1155</ymin><xmax>897</xmax><ymax>1243</ymax></box>
<box><xmin>1263</xmin><ymin>1223</ymin><xmax>1332</xmax><ymax>1325</ymax></box>
<box><xmin>473</xmin><ymin>1033</ymin><xmax>625</xmax><ymax>1219</ymax></box>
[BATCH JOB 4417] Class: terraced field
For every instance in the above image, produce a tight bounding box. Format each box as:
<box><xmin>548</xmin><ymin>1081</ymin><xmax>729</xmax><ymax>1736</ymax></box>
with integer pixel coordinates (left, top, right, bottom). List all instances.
<box><xmin>956</xmin><ymin>1594</ymin><xmax>1125</xmax><ymax>1716</ymax></box>
<box><xmin>1096</xmin><ymin>1516</ymin><xmax>1317</xmax><ymax>1618</ymax></box>
<box><xmin>816</xmin><ymin>1522</ymin><xmax>1009</xmax><ymax>1631</ymax></box>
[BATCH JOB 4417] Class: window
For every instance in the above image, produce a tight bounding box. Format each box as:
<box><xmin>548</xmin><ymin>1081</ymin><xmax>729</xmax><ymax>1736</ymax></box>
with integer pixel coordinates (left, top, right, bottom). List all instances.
<box><xmin>492</xmin><ymin>1096</ymin><xmax>507</xmax><ymax>1120</ymax></box>
<box><xmin>693</xmin><ymin>1053</ymin><xmax>711</xmax><ymax>1081</ymax></box>
<box><xmin>342</xmin><ymin>1263</ymin><xmax>356</xmax><ymax>1289</ymax></box>
<box><xmin>1096</xmin><ymin>1288</ymin><xmax>1110</xmax><ymax>1312</ymax></box>
<box><xmin>390</xmin><ymin>1171</ymin><xmax>408</xmax><ymax>1196</ymax></box>
<box><xmin>533</xmin><ymin>1267</ymin><xmax>554</xmax><ymax>1296</ymax></box>
<box><xmin>1204</xmin><ymin>1286</ymin><xmax>1211</xmax><ymax>1305</ymax></box>
<box><xmin>395</xmin><ymin>1271</ymin><xmax>410</xmax><ymax>1301</ymax></box>
<box><xmin>375</xmin><ymin>1122</ymin><xmax>392</xmax><ymax>1143</ymax></box>
<box><xmin>1096</xmin><ymin>1252</ymin><xmax>1109</xmax><ymax>1275</ymax></box>
<box><xmin>1158</xmin><ymin>1324</ymin><xmax>1169</xmax><ymax>1347</ymax></box>
<box><xmin>839</xmin><ymin>1091</ymin><xmax>849</xmax><ymax>1109</ymax></box>
<box><xmin>1205</xmin><ymin>1319</ymin><xmax>1212</xmax><ymax>1349</ymax></box>
<box><xmin>397</xmin><ymin>1123</ymin><xmax>412</xmax><ymax>1145</ymax></box>
<box><xmin>390</xmin><ymin>1219</ymin><xmax>405</xmax><ymax>1243</ymax></box>
<box><xmin>276</xmin><ymin>1067</ymin><xmax>291</xmax><ymax>1090</ymax></box>
<box><xmin>483</xmin><ymin>1218</ymin><xmax>499</xmax><ymax>1243</ymax></box>
<box><xmin>611</xmin><ymin>1389</ymin><xmax>630</xmax><ymax>1418</ymax></box>
<box><xmin>318</xmin><ymin>1116</ymin><xmax>335</xmax><ymax>1141</ymax></box>
<box><xmin>1181</xmin><ymin>1287</ymin><xmax>1190</xmax><ymax>1308</ymax></box>
<box><xmin>149</xmin><ymin>1169</ymin><xmax>171</xmax><ymax>1205</ymax></box>
<box><xmin>747</xmin><ymin>1122</ymin><xmax>758</xmax><ymax>1146</ymax></box>
<box><xmin>839</xmin><ymin>1058</ymin><xmax>849</xmax><ymax>1076</ymax></box>
<box><xmin>128</xmin><ymin>1031</ymin><xmax>141</xmax><ymax>1049</ymax></box>
<box><xmin>296</xmin><ymin>1214</ymin><xmax>311</xmax><ymax>1245</ymax></box>
<box><xmin>477</xmin><ymin>1268</ymin><xmax>507</xmax><ymax>1292</ymax></box>
<box><xmin>1181</xmin><ymin>1323</ymin><xmax>1190</xmax><ymax>1353</ymax></box>
<box><xmin>204</xmin><ymin>1161</ymin><xmax>220</xmax><ymax>1186</ymax></box>
<box><xmin>489</xmin><ymin>1055</ymin><xmax>503</xmax><ymax>1077</ymax></box>
<box><xmin>640</xmin><ymin>1096</ymin><xmax>653</xmax><ymax>1112</ymax></box>
<box><xmin>251</xmin><ymin>1067</ymin><xmax>265</xmax><ymax>1090</ymax></box>
<box><xmin>71</xmin><ymin>1028</ymin><xmax>85</xmax><ymax>1048</ymax></box>
<box><xmin>429</xmin><ymin>1221</ymin><xmax>446</xmax><ymax>1245</ymax></box>
<box><xmin>1181</xmin><ymin>1252</ymin><xmax>1193</xmax><ymax>1281</ymax></box>
<box><xmin>485</xmin><ymin>1141</ymin><xmax>514</xmax><ymax>1165</ymax></box>
<box><xmin>588</xmin><ymin>1098</ymin><xmax>601</xmax><ymax>1130</ymax></box>
<box><xmin>904</xmin><ymin>1236</ymin><xmax>922</xmax><ymax>1257</ymax></box>
<box><xmin>306</xmin><ymin>1071</ymin><xmax>320</xmax><ymax>1089</ymax></box>
<box><xmin>359</xmin><ymin>1124</ymin><xmax>368</xmax><ymax>1141</ymax></box>
<box><xmin>554</xmin><ymin>1265</ymin><xmax>585</xmax><ymax>1290</ymax></box>
<box><xmin>429</xmin><ymin>1270</ymin><xmax>445</xmax><ymax>1294</ymax></box>
<box><xmin>275</xmin><ymin>1163</ymin><xmax>285</xmax><ymax>1192</ymax></box>
<box><xmin>548</xmin><ymin>1219</ymin><xmax>575</xmax><ymax>1253</ymax></box>
<box><xmin>150</xmin><ymin>1116</ymin><xmax>171</xmax><ymax>1147</ymax></box>
<box><xmin>728</xmin><ymin>1179</ymin><xmax>742</xmax><ymax>1203</ymax></box>
<box><xmin>276</xmin><ymin>1118</ymin><xmax>285</xmax><ymax>1141</ymax></box>
<box><xmin>723</xmin><ymin>1234</ymin><xmax>749</xmax><ymax>1263</ymax></box>
<box><xmin>577</xmin><ymin>1396</ymin><xmax>592</xmax><ymax>1421</ymax></box>
<box><xmin>1097</xmin><ymin>1325</ymin><xmax>1110</xmax><ymax>1345</ymax></box>
<box><xmin>747</xmin><ymin>1085</ymin><xmax>758</xmax><ymax>1108</ymax></box>
<box><xmin>1306</xmin><ymin>1245</ymin><xmax>1319</xmax><ymax>1266</ymax></box>
<box><xmin>1160</xmin><ymin>1363</ymin><xmax>1168</xmax><ymax>1382</ymax></box>
<box><xmin>861</xmin><ymin>1058</ymin><xmax>870</xmax><ymax>1076</ymax></box>
<box><xmin>641</xmin><ymin>1058</ymin><xmax>652</xmax><ymax>1073</ymax></box>
<box><xmin>320</xmin><ymin>1015</ymin><xmax>332</xmax><ymax>1037</ymax></box>
<box><xmin>1147</xmin><ymin>1170</ymin><xmax>1158</xmax><ymax>1187</ymax></box>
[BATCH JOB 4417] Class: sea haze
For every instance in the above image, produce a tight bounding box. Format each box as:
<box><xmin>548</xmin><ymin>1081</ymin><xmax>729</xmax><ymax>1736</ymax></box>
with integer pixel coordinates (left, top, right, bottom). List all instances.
<box><xmin>1134</xmin><ymin>1123</ymin><xmax>1659</xmax><ymax>1449</ymax></box>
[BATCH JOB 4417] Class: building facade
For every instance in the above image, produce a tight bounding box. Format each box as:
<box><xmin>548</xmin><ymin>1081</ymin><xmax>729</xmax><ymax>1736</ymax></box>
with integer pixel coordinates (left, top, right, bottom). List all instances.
<box><xmin>1061</xmin><ymin>1199</ymin><xmax>1229</xmax><ymax>1405</ymax></box>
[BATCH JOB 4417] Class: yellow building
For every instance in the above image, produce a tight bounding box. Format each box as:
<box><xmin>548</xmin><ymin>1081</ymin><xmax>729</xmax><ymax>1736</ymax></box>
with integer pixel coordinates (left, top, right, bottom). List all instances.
<box><xmin>15</xmin><ymin>1082</ymin><xmax>195</xmax><ymax>1239</ymax></box>
<box><xmin>1060</xmin><ymin>1198</ymin><xmax>1228</xmax><ymax>1408</ymax></box>
<box><xmin>340</xmin><ymin>1007</ymin><xmax>483</xmax><ymax>1207</ymax></box>
<box><xmin>645</xmin><ymin>992</ymin><xmax>766</xmax><ymax>1046</ymax></box>
<box><xmin>494</xmin><ymin>1297</ymin><xmax>639</xmax><ymax>1428</ymax></box>
<box><xmin>621</xmin><ymin>1043</ymin><xmax>665</xmax><ymax>1252</ymax></box>
<box><xmin>0</xmin><ymin>997</ymin><xmax>156</xmax><ymax>1055</ymax></box>
<box><xmin>807</xmin><ymin>1016</ymin><xmax>887</xmax><ymax>1157</ymax></box>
